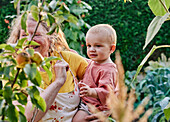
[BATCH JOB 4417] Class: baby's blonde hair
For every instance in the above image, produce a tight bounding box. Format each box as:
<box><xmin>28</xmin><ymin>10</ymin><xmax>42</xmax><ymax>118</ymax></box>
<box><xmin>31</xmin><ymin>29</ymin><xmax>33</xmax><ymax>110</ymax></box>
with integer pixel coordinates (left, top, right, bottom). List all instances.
<box><xmin>86</xmin><ymin>24</ymin><xmax>117</xmax><ymax>45</ymax></box>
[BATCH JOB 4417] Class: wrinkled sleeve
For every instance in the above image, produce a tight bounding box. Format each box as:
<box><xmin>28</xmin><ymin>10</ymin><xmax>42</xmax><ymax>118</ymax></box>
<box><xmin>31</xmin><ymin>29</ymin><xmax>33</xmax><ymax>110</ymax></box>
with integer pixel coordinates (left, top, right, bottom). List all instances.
<box><xmin>95</xmin><ymin>69</ymin><xmax>118</xmax><ymax>105</ymax></box>
<box><xmin>75</xmin><ymin>55</ymin><xmax>88</xmax><ymax>80</ymax></box>
<box><xmin>61</xmin><ymin>51</ymin><xmax>88</xmax><ymax>80</ymax></box>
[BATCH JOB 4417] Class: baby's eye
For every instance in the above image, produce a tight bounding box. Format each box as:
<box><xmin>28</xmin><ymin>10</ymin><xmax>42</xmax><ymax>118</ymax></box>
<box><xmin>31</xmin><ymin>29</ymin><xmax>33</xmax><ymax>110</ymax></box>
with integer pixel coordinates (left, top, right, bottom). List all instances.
<box><xmin>96</xmin><ymin>45</ymin><xmax>101</xmax><ymax>47</ymax></box>
<box><xmin>87</xmin><ymin>45</ymin><xmax>91</xmax><ymax>48</ymax></box>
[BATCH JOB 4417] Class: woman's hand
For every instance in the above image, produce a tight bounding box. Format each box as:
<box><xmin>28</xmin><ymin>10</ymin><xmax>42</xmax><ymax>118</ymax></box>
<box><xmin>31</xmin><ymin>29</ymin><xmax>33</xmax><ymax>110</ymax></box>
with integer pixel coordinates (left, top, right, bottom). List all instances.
<box><xmin>53</xmin><ymin>60</ymin><xmax>69</xmax><ymax>86</ymax></box>
<box><xmin>85</xmin><ymin>114</ymin><xmax>101</xmax><ymax>122</ymax></box>
<box><xmin>78</xmin><ymin>82</ymin><xmax>98</xmax><ymax>98</ymax></box>
<box><xmin>85</xmin><ymin>111</ymin><xmax>110</xmax><ymax>122</ymax></box>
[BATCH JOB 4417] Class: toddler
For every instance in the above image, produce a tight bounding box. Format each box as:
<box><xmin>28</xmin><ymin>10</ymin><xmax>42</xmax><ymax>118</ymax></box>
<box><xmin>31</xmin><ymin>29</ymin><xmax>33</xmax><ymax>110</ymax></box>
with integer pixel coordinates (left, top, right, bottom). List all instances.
<box><xmin>72</xmin><ymin>24</ymin><xmax>119</xmax><ymax>122</ymax></box>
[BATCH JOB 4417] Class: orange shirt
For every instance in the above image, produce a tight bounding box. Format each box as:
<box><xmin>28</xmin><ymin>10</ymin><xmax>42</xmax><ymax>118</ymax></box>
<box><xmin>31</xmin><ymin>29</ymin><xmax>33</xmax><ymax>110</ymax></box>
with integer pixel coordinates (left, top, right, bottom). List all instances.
<box><xmin>40</xmin><ymin>50</ymin><xmax>88</xmax><ymax>93</ymax></box>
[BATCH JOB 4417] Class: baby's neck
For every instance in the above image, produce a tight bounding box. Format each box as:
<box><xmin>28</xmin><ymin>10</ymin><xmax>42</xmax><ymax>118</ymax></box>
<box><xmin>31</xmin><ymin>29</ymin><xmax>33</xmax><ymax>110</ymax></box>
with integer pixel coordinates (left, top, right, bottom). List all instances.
<box><xmin>94</xmin><ymin>57</ymin><xmax>113</xmax><ymax>64</ymax></box>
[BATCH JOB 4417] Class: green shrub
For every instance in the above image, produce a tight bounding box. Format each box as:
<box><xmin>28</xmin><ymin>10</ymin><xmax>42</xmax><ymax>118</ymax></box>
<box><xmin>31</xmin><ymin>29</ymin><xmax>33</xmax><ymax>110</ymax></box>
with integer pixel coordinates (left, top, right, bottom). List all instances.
<box><xmin>125</xmin><ymin>67</ymin><xmax>170</xmax><ymax>121</ymax></box>
<box><xmin>0</xmin><ymin>1</ymin><xmax>16</xmax><ymax>44</ymax></box>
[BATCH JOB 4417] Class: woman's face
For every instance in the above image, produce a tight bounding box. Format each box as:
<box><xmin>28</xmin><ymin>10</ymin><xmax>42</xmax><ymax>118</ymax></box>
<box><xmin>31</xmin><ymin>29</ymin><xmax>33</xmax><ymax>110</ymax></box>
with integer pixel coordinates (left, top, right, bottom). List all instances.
<box><xmin>20</xmin><ymin>17</ymin><xmax>50</xmax><ymax>57</ymax></box>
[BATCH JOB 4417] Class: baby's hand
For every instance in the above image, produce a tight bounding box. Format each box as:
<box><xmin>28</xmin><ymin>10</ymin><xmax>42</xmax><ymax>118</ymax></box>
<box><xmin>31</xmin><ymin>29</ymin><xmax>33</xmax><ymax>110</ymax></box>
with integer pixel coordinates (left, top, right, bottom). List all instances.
<box><xmin>78</xmin><ymin>82</ymin><xmax>94</xmax><ymax>97</ymax></box>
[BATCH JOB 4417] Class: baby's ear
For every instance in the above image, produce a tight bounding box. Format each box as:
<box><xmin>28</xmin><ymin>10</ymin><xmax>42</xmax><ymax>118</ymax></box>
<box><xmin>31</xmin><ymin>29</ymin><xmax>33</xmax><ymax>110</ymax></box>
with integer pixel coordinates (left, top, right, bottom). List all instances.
<box><xmin>110</xmin><ymin>44</ymin><xmax>116</xmax><ymax>53</ymax></box>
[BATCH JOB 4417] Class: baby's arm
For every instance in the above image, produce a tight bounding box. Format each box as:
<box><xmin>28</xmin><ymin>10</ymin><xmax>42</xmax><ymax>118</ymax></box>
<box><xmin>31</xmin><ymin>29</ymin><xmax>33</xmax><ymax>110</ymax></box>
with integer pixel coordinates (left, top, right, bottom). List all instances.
<box><xmin>95</xmin><ymin>70</ymin><xmax>118</xmax><ymax>105</ymax></box>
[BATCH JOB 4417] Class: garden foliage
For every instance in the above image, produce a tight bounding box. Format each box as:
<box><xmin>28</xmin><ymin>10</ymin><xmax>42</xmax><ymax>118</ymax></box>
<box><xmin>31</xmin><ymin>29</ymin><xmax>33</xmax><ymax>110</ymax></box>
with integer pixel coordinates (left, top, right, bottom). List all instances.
<box><xmin>0</xmin><ymin>0</ymin><xmax>170</xmax><ymax>121</ymax></box>
<box><xmin>0</xmin><ymin>0</ymin><xmax>91</xmax><ymax>121</ymax></box>
<box><xmin>83</xmin><ymin>0</ymin><xmax>170</xmax><ymax>71</ymax></box>
<box><xmin>125</xmin><ymin>60</ymin><xmax>170</xmax><ymax>121</ymax></box>
<box><xmin>0</xmin><ymin>0</ymin><xmax>16</xmax><ymax>44</ymax></box>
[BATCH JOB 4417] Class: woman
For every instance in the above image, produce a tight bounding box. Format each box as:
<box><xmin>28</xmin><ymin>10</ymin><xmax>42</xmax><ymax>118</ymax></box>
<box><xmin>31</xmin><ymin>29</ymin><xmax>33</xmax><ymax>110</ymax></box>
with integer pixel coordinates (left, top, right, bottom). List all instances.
<box><xmin>7</xmin><ymin>13</ymin><xmax>88</xmax><ymax>122</ymax></box>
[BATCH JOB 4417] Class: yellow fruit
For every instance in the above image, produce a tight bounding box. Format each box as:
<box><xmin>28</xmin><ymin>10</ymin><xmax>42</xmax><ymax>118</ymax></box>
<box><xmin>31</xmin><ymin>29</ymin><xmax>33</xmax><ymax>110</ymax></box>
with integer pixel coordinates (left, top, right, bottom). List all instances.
<box><xmin>31</xmin><ymin>52</ymin><xmax>44</xmax><ymax>66</ymax></box>
<box><xmin>16</xmin><ymin>52</ymin><xmax>30</xmax><ymax>68</ymax></box>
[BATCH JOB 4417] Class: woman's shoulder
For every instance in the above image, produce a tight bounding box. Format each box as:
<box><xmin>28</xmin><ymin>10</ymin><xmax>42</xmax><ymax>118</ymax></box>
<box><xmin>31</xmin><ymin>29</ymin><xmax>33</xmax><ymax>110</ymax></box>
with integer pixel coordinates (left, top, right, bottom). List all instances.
<box><xmin>61</xmin><ymin>51</ymin><xmax>83</xmax><ymax>59</ymax></box>
<box><xmin>60</xmin><ymin>51</ymin><xmax>88</xmax><ymax>65</ymax></box>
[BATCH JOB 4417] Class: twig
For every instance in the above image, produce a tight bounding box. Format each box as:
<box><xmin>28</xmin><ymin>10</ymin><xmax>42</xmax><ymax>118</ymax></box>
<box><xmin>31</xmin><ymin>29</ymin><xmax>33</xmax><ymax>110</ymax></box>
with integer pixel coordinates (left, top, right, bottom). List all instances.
<box><xmin>28</xmin><ymin>17</ymin><xmax>41</xmax><ymax>45</ymax></box>
<box><xmin>1</xmin><ymin>102</ymin><xmax>7</xmax><ymax>120</ymax></box>
<box><xmin>159</xmin><ymin>0</ymin><xmax>169</xmax><ymax>13</ymax></box>
<box><xmin>11</xmin><ymin>68</ymin><xmax>20</xmax><ymax>88</ymax></box>
<box><xmin>42</xmin><ymin>0</ymin><xmax>45</xmax><ymax>5</ymax></box>
<box><xmin>31</xmin><ymin>108</ymin><xmax>39</xmax><ymax>122</ymax></box>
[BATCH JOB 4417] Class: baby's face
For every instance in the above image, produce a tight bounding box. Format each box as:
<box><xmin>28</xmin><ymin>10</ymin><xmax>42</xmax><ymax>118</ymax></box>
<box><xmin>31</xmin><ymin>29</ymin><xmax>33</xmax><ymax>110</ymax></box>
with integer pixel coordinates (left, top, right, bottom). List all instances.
<box><xmin>86</xmin><ymin>32</ymin><xmax>113</xmax><ymax>64</ymax></box>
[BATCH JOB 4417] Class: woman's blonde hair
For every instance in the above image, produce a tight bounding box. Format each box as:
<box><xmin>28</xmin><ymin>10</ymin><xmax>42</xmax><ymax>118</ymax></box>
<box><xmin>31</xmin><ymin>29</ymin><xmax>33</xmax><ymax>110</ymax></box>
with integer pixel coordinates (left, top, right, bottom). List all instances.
<box><xmin>7</xmin><ymin>14</ymin><xmax>70</xmax><ymax>53</ymax></box>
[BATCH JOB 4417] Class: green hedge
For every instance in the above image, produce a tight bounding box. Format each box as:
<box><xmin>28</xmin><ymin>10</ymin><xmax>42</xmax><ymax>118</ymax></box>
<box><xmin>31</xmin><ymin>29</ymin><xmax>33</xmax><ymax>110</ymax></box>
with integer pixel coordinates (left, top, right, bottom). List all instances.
<box><xmin>0</xmin><ymin>0</ymin><xmax>169</xmax><ymax>71</ymax></box>
<box><xmin>83</xmin><ymin>0</ymin><xmax>170</xmax><ymax>71</ymax></box>
<box><xmin>0</xmin><ymin>1</ymin><xmax>16</xmax><ymax>44</ymax></box>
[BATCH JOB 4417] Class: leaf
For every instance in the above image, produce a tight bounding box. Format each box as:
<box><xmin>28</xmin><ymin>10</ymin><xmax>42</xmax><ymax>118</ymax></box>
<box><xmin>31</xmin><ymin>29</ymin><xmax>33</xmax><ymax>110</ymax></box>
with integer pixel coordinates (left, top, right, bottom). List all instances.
<box><xmin>4</xmin><ymin>66</ymin><xmax>11</xmax><ymax>79</ymax></box>
<box><xmin>24</xmin><ymin>63</ymin><xmax>37</xmax><ymax>80</ymax></box>
<box><xmin>44</xmin><ymin>56</ymin><xmax>60</xmax><ymax>63</ymax></box>
<box><xmin>56</xmin><ymin>10</ymin><xmax>63</xmax><ymax>15</ymax></box>
<box><xmin>36</xmin><ymin>96</ymin><xmax>46</xmax><ymax>112</ymax></box>
<box><xmin>25</xmin><ymin>48</ymin><xmax>34</xmax><ymax>57</ymax></box>
<box><xmin>26</xmin><ymin>86</ymin><xmax>46</xmax><ymax>112</ymax></box>
<box><xmin>7</xmin><ymin>104</ymin><xmax>19</xmax><ymax>122</ymax></box>
<box><xmin>14</xmin><ymin>0</ymin><xmax>20</xmax><ymax>9</ymax></box>
<box><xmin>132</xmin><ymin>45</ymin><xmax>157</xmax><ymax>84</ymax></box>
<box><xmin>26</xmin><ymin>86</ymin><xmax>39</xmax><ymax>99</ymax></box>
<box><xmin>55</xmin><ymin>15</ymin><xmax>65</xmax><ymax>25</ymax></box>
<box><xmin>30</xmin><ymin>69</ymin><xmax>42</xmax><ymax>86</ymax></box>
<box><xmin>63</xmin><ymin>4</ymin><xmax>70</xmax><ymax>12</ymax></box>
<box><xmin>64</xmin><ymin>28</ymin><xmax>78</xmax><ymax>41</ymax></box>
<box><xmin>0</xmin><ymin>99</ymin><xmax>5</xmax><ymax>114</ymax></box>
<box><xmin>21</xmin><ymin>12</ymin><xmax>28</xmax><ymax>33</ymax></box>
<box><xmin>42</xmin><ymin>65</ymin><xmax>52</xmax><ymax>81</ymax></box>
<box><xmin>68</xmin><ymin>15</ymin><xmax>78</xmax><ymax>25</ymax></box>
<box><xmin>19</xmin><ymin>112</ymin><xmax>27</xmax><ymax>122</ymax></box>
<box><xmin>164</xmin><ymin>102</ymin><xmax>170</xmax><ymax>120</ymax></box>
<box><xmin>49</xmin><ymin>0</ymin><xmax>57</xmax><ymax>11</ymax></box>
<box><xmin>148</xmin><ymin>0</ymin><xmax>170</xmax><ymax>16</ymax></box>
<box><xmin>46</xmin><ymin>23</ymin><xmax>57</xmax><ymax>35</ymax></box>
<box><xmin>160</xmin><ymin>97</ymin><xmax>170</xmax><ymax>110</ymax></box>
<box><xmin>66</xmin><ymin>0</ymin><xmax>73</xmax><ymax>4</ymax></box>
<box><xmin>81</xmin><ymin>1</ymin><xmax>92</xmax><ymax>10</ymax></box>
<box><xmin>18</xmin><ymin>70</ymin><xmax>28</xmax><ymax>88</ymax></box>
<box><xmin>139</xmin><ymin>79</ymin><xmax>147</xmax><ymax>89</ymax></box>
<box><xmin>28</xmin><ymin>0</ymin><xmax>38</xmax><ymax>11</ymax></box>
<box><xmin>16</xmin><ymin>38</ymin><xmax>27</xmax><ymax>49</ymax></box>
<box><xmin>43</xmin><ymin>4</ymin><xmax>49</xmax><ymax>12</ymax></box>
<box><xmin>47</xmin><ymin>13</ymin><xmax>55</xmax><ymax>26</ymax></box>
<box><xmin>0</xmin><ymin>44</ymin><xmax>7</xmax><ymax>49</ymax></box>
<box><xmin>152</xmin><ymin>111</ymin><xmax>164</xmax><ymax>121</ymax></box>
<box><xmin>30</xmin><ymin>5</ymin><xmax>39</xmax><ymax>21</ymax></box>
<box><xmin>16</xmin><ymin>93</ymin><xmax>27</xmax><ymax>105</ymax></box>
<box><xmin>17</xmin><ymin>105</ymin><xmax>25</xmax><ymax>114</ymax></box>
<box><xmin>72</xmin><ymin>8</ymin><xmax>88</xmax><ymax>16</ymax></box>
<box><xmin>78</xmin><ymin>31</ymin><xmax>85</xmax><ymax>40</ymax></box>
<box><xmin>143</xmin><ymin>13</ymin><xmax>169</xmax><ymax>49</ymax></box>
<box><xmin>5</xmin><ymin>45</ymin><xmax>15</xmax><ymax>53</ymax></box>
<box><xmin>25</xmin><ymin>40</ymin><xmax>40</xmax><ymax>46</ymax></box>
<box><xmin>3</xmin><ymin>86</ymin><xmax>13</xmax><ymax>104</ymax></box>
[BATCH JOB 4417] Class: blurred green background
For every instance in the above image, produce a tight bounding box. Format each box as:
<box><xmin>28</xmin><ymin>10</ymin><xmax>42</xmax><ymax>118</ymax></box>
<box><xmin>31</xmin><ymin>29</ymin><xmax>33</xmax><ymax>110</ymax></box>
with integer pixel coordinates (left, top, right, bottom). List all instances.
<box><xmin>0</xmin><ymin>0</ymin><xmax>169</xmax><ymax>71</ymax></box>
